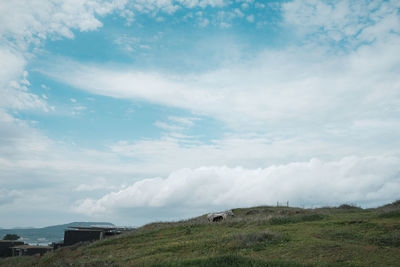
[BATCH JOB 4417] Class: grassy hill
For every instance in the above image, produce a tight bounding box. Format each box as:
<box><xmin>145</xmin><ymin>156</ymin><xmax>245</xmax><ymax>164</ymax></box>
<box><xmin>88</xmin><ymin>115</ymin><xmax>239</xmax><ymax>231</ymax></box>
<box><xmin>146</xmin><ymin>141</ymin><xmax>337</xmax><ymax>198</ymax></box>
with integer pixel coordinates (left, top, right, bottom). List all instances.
<box><xmin>2</xmin><ymin>201</ymin><xmax>399</xmax><ymax>266</ymax></box>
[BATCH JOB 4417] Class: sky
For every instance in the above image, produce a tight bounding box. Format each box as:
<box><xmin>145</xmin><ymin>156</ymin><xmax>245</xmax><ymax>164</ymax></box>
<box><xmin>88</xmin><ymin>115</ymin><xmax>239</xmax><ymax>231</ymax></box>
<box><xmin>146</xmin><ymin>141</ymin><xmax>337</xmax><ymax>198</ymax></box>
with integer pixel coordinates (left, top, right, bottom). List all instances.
<box><xmin>0</xmin><ymin>0</ymin><xmax>400</xmax><ymax>228</ymax></box>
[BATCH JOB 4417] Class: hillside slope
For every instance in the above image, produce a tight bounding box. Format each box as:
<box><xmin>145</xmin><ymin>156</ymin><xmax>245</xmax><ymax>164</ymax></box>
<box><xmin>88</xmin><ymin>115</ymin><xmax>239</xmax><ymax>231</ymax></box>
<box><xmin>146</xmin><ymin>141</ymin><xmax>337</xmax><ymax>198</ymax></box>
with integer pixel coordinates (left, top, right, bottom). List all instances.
<box><xmin>2</xmin><ymin>201</ymin><xmax>400</xmax><ymax>266</ymax></box>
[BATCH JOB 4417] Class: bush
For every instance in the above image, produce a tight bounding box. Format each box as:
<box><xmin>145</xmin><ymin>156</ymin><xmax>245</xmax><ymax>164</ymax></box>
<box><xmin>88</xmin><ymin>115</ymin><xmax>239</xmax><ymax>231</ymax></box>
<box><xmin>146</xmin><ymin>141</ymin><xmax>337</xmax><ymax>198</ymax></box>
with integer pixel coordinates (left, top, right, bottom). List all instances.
<box><xmin>319</xmin><ymin>229</ymin><xmax>362</xmax><ymax>242</ymax></box>
<box><xmin>269</xmin><ymin>214</ymin><xmax>324</xmax><ymax>225</ymax></box>
<box><xmin>378</xmin><ymin>210</ymin><xmax>400</xmax><ymax>218</ymax></box>
<box><xmin>151</xmin><ymin>254</ymin><xmax>305</xmax><ymax>267</ymax></box>
<box><xmin>338</xmin><ymin>204</ymin><xmax>361</xmax><ymax>210</ymax></box>
<box><xmin>2</xmin><ymin>234</ymin><xmax>20</xmax><ymax>240</ymax></box>
<box><xmin>369</xmin><ymin>231</ymin><xmax>400</xmax><ymax>247</ymax></box>
<box><xmin>231</xmin><ymin>230</ymin><xmax>288</xmax><ymax>250</ymax></box>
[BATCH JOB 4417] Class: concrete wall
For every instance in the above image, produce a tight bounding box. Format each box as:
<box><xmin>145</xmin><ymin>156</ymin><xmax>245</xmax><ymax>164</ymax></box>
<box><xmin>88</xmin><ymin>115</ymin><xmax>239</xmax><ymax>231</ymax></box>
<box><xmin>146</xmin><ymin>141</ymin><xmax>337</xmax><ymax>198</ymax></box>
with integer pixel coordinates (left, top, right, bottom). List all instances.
<box><xmin>63</xmin><ymin>230</ymin><xmax>103</xmax><ymax>246</ymax></box>
<box><xmin>0</xmin><ymin>241</ymin><xmax>24</xmax><ymax>257</ymax></box>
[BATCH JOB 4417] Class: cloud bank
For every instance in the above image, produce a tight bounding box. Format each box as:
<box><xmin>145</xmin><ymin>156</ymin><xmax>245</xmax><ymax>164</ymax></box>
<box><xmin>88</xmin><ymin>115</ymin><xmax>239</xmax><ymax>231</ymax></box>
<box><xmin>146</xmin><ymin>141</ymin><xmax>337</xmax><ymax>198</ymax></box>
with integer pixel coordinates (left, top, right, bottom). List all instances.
<box><xmin>75</xmin><ymin>156</ymin><xmax>400</xmax><ymax>216</ymax></box>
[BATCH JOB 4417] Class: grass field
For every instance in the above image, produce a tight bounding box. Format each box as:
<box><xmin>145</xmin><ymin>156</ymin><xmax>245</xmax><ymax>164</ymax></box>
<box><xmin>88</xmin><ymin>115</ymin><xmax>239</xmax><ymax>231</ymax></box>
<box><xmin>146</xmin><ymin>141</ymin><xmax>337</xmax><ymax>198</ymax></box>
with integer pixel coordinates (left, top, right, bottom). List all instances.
<box><xmin>2</xmin><ymin>201</ymin><xmax>399</xmax><ymax>266</ymax></box>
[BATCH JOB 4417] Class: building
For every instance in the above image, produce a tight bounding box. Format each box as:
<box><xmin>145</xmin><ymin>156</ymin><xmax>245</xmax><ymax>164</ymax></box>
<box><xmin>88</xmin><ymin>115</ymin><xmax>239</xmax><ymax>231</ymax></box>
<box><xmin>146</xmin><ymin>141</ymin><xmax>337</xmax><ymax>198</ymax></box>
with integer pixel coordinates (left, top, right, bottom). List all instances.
<box><xmin>63</xmin><ymin>228</ymin><xmax>104</xmax><ymax>246</ymax></box>
<box><xmin>63</xmin><ymin>226</ymin><xmax>132</xmax><ymax>246</ymax></box>
<box><xmin>0</xmin><ymin>240</ymin><xmax>24</xmax><ymax>257</ymax></box>
<box><xmin>11</xmin><ymin>244</ymin><xmax>52</xmax><ymax>256</ymax></box>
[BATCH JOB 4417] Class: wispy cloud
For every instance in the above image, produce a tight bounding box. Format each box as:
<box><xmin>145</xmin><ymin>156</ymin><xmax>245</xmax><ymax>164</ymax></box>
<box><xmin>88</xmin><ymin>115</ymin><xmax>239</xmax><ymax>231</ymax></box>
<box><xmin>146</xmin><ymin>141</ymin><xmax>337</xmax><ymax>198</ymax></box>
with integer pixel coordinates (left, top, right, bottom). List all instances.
<box><xmin>167</xmin><ymin>116</ymin><xmax>199</xmax><ymax>126</ymax></box>
<box><xmin>41</xmin><ymin>35</ymin><xmax>400</xmax><ymax>130</ymax></box>
<box><xmin>154</xmin><ymin>121</ymin><xmax>184</xmax><ymax>131</ymax></box>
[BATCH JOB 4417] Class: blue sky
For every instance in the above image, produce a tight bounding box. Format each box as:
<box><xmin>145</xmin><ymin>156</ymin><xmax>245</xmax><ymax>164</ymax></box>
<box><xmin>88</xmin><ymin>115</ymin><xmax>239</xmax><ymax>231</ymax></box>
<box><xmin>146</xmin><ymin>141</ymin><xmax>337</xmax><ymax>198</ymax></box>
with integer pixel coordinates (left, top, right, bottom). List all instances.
<box><xmin>1</xmin><ymin>0</ymin><xmax>400</xmax><ymax>228</ymax></box>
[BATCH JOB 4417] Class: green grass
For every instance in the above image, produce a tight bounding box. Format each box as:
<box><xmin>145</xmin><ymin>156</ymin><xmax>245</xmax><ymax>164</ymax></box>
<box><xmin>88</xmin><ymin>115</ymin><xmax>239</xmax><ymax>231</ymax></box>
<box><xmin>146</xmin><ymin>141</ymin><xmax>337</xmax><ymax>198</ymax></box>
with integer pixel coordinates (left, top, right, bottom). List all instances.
<box><xmin>151</xmin><ymin>254</ymin><xmax>307</xmax><ymax>267</ymax></box>
<box><xmin>1</xmin><ymin>201</ymin><xmax>400</xmax><ymax>266</ymax></box>
<box><xmin>269</xmin><ymin>213</ymin><xmax>325</xmax><ymax>225</ymax></box>
<box><xmin>378</xmin><ymin>210</ymin><xmax>400</xmax><ymax>218</ymax></box>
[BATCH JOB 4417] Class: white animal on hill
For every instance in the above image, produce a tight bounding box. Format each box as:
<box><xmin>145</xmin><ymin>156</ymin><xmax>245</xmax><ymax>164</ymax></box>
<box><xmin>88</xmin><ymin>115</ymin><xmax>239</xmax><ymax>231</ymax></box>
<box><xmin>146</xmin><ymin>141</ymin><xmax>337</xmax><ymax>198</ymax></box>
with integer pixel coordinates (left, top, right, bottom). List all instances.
<box><xmin>207</xmin><ymin>210</ymin><xmax>234</xmax><ymax>222</ymax></box>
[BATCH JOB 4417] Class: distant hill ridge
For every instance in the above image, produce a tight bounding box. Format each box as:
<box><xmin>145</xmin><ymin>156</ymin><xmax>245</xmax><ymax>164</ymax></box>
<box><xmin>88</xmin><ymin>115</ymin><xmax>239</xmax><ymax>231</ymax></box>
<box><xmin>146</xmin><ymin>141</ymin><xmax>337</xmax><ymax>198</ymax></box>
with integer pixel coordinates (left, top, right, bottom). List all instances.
<box><xmin>0</xmin><ymin>222</ymin><xmax>114</xmax><ymax>245</ymax></box>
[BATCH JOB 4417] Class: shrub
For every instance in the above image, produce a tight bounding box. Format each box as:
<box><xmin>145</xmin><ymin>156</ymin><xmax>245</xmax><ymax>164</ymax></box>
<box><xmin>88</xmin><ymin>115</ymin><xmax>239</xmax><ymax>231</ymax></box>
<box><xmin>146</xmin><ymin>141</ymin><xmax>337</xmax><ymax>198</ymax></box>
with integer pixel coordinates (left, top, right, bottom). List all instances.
<box><xmin>338</xmin><ymin>204</ymin><xmax>361</xmax><ymax>210</ymax></box>
<box><xmin>151</xmin><ymin>254</ymin><xmax>305</xmax><ymax>267</ymax></box>
<box><xmin>378</xmin><ymin>210</ymin><xmax>400</xmax><ymax>218</ymax></box>
<box><xmin>231</xmin><ymin>230</ymin><xmax>288</xmax><ymax>249</ymax></box>
<box><xmin>2</xmin><ymin>234</ymin><xmax>20</xmax><ymax>240</ymax></box>
<box><xmin>269</xmin><ymin>214</ymin><xmax>324</xmax><ymax>225</ymax></box>
<box><xmin>369</xmin><ymin>231</ymin><xmax>400</xmax><ymax>247</ymax></box>
<box><xmin>319</xmin><ymin>229</ymin><xmax>362</xmax><ymax>242</ymax></box>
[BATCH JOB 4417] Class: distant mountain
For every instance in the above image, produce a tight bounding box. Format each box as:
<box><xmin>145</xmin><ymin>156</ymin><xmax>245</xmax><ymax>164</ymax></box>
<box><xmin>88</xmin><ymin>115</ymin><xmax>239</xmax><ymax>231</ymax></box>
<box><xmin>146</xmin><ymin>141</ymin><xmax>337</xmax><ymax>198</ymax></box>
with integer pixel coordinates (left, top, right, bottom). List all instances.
<box><xmin>0</xmin><ymin>222</ymin><xmax>114</xmax><ymax>245</ymax></box>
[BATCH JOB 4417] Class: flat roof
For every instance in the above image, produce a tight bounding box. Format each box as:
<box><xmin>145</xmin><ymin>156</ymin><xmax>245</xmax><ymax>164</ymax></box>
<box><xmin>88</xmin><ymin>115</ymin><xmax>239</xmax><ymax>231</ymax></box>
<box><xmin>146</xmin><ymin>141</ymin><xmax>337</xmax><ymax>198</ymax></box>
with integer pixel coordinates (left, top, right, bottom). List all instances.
<box><xmin>67</xmin><ymin>226</ymin><xmax>133</xmax><ymax>231</ymax></box>
<box><xmin>12</xmin><ymin>245</ymin><xmax>52</xmax><ymax>249</ymax></box>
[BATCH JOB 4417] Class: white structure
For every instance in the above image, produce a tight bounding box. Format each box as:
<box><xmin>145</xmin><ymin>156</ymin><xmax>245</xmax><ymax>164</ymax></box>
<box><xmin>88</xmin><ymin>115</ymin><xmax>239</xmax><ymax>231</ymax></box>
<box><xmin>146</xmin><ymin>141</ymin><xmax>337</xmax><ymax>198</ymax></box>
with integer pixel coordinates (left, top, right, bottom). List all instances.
<box><xmin>207</xmin><ymin>210</ymin><xmax>234</xmax><ymax>222</ymax></box>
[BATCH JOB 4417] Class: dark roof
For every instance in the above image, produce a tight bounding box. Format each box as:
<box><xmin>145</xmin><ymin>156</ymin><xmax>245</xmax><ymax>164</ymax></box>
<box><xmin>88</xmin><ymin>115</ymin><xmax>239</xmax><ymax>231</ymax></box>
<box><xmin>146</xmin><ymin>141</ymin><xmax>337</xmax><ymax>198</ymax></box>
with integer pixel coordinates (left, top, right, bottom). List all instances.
<box><xmin>65</xmin><ymin>228</ymin><xmax>104</xmax><ymax>232</ymax></box>
<box><xmin>67</xmin><ymin>226</ymin><xmax>133</xmax><ymax>231</ymax></box>
<box><xmin>0</xmin><ymin>240</ymin><xmax>23</xmax><ymax>243</ymax></box>
<box><xmin>12</xmin><ymin>245</ymin><xmax>52</xmax><ymax>249</ymax></box>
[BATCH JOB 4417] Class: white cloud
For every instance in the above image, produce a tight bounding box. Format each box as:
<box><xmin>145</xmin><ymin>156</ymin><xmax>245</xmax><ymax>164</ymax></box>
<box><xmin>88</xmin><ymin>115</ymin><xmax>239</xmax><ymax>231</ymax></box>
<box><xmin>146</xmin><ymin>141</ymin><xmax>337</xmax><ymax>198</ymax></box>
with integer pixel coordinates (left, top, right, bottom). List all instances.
<box><xmin>120</xmin><ymin>8</ymin><xmax>134</xmax><ymax>25</ymax></box>
<box><xmin>220</xmin><ymin>21</ymin><xmax>231</xmax><ymax>28</ymax></box>
<box><xmin>74</xmin><ymin>156</ymin><xmax>400</xmax><ymax>215</ymax></box>
<box><xmin>0</xmin><ymin>47</ymin><xmax>47</xmax><ymax>111</ymax></box>
<box><xmin>1</xmin><ymin>114</ymin><xmax>395</xmax><ymax>209</ymax></box>
<box><xmin>1</xmin><ymin>0</ymin><xmax>400</xmax><ymax>227</ymax></box>
<box><xmin>106</xmin><ymin>128</ymin><xmax>400</xmax><ymax>177</ymax></box>
<box><xmin>199</xmin><ymin>17</ymin><xmax>210</xmax><ymax>27</ymax></box>
<box><xmin>246</xmin><ymin>14</ymin><xmax>254</xmax><ymax>23</ymax></box>
<box><xmin>282</xmin><ymin>0</ymin><xmax>400</xmax><ymax>45</ymax></box>
<box><xmin>114</xmin><ymin>34</ymin><xmax>142</xmax><ymax>52</ymax></box>
<box><xmin>241</xmin><ymin>3</ymin><xmax>249</xmax><ymax>9</ymax></box>
<box><xmin>214</xmin><ymin>9</ymin><xmax>250</xmax><ymax>28</ymax></box>
<box><xmin>0</xmin><ymin>0</ymin><xmax>129</xmax><ymax>114</ymax></box>
<box><xmin>154</xmin><ymin>121</ymin><xmax>184</xmax><ymax>131</ymax></box>
<box><xmin>168</xmin><ymin>116</ymin><xmax>198</xmax><ymax>126</ymax></box>
<box><xmin>75</xmin><ymin>178</ymin><xmax>115</xmax><ymax>192</ymax></box>
<box><xmin>0</xmin><ymin>189</ymin><xmax>23</xmax><ymax>206</ymax></box>
<box><xmin>41</xmin><ymin>33</ymin><xmax>400</xmax><ymax>130</ymax></box>
<box><xmin>234</xmin><ymin>8</ymin><xmax>244</xmax><ymax>18</ymax></box>
<box><xmin>0</xmin><ymin>47</ymin><xmax>25</xmax><ymax>84</ymax></box>
<box><xmin>352</xmin><ymin>119</ymin><xmax>400</xmax><ymax>130</ymax></box>
<box><xmin>0</xmin><ymin>0</ymin><xmax>126</xmax><ymax>47</ymax></box>
<box><xmin>255</xmin><ymin>2</ymin><xmax>265</xmax><ymax>9</ymax></box>
<box><xmin>72</xmin><ymin>105</ymin><xmax>87</xmax><ymax>116</ymax></box>
<box><xmin>74</xmin><ymin>105</ymin><xmax>86</xmax><ymax>111</ymax></box>
<box><xmin>154</xmin><ymin>116</ymin><xmax>199</xmax><ymax>133</ymax></box>
<box><xmin>124</xmin><ymin>0</ymin><xmax>227</xmax><ymax>16</ymax></box>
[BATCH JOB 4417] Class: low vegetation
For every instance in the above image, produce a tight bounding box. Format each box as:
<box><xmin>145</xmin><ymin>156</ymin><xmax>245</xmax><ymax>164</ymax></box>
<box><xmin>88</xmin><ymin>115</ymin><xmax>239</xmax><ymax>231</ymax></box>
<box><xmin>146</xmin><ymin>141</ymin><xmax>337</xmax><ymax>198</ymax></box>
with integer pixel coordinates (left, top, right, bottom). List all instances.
<box><xmin>1</xmin><ymin>201</ymin><xmax>400</xmax><ymax>266</ymax></box>
<box><xmin>2</xmin><ymin>234</ymin><xmax>20</xmax><ymax>241</ymax></box>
